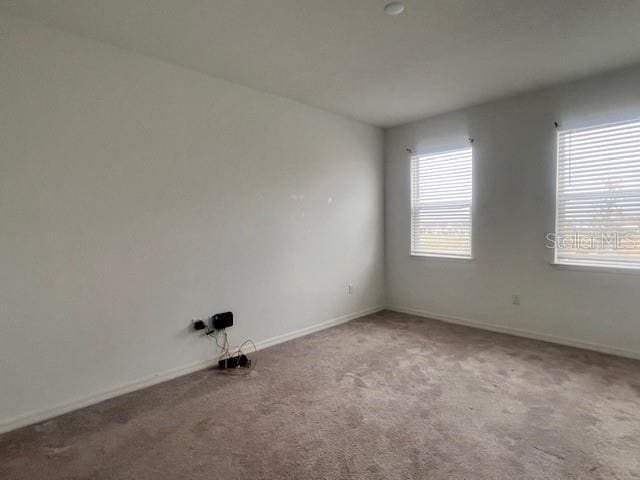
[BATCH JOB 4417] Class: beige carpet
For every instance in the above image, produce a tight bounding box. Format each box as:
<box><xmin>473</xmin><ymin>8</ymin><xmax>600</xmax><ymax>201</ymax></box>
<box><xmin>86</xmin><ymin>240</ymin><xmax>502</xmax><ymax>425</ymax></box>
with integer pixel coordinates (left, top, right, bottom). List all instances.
<box><xmin>1</xmin><ymin>310</ymin><xmax>640</xmax><ymax>479</ymax></box>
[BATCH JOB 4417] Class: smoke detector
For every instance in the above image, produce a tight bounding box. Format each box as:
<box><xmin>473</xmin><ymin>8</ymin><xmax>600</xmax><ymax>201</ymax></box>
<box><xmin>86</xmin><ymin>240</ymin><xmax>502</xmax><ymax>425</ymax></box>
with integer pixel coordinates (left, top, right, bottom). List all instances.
<box><xmin>384</xmin><ymin>2</ymin><xmax>405</xmax><ymax>15</ymax></box>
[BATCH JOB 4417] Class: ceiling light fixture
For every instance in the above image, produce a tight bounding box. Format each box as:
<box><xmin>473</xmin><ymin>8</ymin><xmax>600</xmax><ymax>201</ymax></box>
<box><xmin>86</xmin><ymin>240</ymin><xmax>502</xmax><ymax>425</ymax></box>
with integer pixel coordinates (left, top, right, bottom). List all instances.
<box><xmin>384</xmin><ymin>2</ymin><xmax>405</xmax><ymax>15</ymax></box>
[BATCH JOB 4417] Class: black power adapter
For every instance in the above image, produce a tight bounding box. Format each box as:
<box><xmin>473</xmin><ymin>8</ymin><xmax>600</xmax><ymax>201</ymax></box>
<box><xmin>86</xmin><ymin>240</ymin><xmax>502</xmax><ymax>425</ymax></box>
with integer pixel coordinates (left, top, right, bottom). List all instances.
<box><xmin>192</xmin><ymin>312</ymin><xmax>233</xmax><ymax>332</ymax></box>
<box><xmin>191</xmin><ymin>311</ymin><xmax>252</xmax><ymax>370</ymax></box>
<box><xmin>212</xmin><ymin>312</ymin><xmax>233</xmax><ymax>330</ymax></box>
<box><xmin>218</xmin><ymin>354</ymin><xmax>251</xmax><ymax>369</ymax></box>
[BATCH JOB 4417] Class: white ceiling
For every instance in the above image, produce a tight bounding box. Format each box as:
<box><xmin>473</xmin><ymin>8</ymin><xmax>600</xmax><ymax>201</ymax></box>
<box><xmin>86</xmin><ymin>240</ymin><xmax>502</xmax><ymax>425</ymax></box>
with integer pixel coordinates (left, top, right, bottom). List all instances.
<box><xmin>2</xmin><ymin>0</ymin><xmax>640</xmax><ymax>127</ymax></box>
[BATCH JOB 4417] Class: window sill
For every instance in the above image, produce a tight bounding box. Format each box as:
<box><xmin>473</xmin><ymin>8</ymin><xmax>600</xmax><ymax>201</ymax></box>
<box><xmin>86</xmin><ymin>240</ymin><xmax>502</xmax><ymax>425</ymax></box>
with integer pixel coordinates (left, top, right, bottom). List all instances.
<box><xmin>551</xmin><ymin>262</ymin><xmax>640</xmax><ymax>275</ymax></box>
<box><xmin>411</xmin><ymin>253</ymin><xmax>475</xmax><ymax>262</ymax></box>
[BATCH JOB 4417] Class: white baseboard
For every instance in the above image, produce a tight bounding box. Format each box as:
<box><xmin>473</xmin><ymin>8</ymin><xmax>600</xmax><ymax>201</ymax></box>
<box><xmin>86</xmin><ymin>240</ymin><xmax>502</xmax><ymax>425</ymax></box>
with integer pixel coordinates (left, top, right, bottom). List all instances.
<box><xmin>0</xmin><ymin>358</ymin><xmax>218</xmax><ymax>435</ymax></box>
<box><xmin>254</xmin><ymin>305</ymin><xmax>384</xmax><ymax>351</ymax></box>
<box><xmin>0</xmin><ymin>305</ymin><xmax>384</xmax><ymax>435</ymax></box>
<box><xmin>386</xmin><ymin>305</ymin><xmax>640</xmax><ymax>361</ymax></box>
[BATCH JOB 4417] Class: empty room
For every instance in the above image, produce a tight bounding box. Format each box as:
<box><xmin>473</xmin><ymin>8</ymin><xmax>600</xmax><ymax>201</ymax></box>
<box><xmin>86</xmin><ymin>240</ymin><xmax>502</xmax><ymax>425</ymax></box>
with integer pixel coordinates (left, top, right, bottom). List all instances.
<box><xmin>1</xmin><ymin>1</ymin><xmax>640</xmax><ymax>478</ymax></box>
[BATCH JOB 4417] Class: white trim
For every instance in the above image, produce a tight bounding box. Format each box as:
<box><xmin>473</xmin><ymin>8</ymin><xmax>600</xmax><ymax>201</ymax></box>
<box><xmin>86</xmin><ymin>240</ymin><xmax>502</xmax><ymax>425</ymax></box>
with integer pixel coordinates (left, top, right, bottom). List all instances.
<box><xmin>386</xmin><ymin>305</ymin><xmax>640</xmax><ymax>360</ymax></box>
<box><xmin>0</xmin><ymin>305</ymin><xmax>384</xmax><ymax>434</ymax></box>
<box><xmin>253</xmin><ymin>305</ymin><xmax>384</xmax><ymax>351</ymax></box>
<box><xmin>558</xmin><ymin>117</ymin><xmax>640</xmax><ymax>134</ymax></box>
<box><xmin>551</xmin><ymin>261</ymin><xmax>640</xmax><ymax>275</ymax></box>
<box><xmin>410</xmin><ymin>253</ymin><xmax>475</xmax><ymax>261</ymax></box>
<box><xmin>553</xmin><ymin>127</ymin><xmax>560</xmax><ymax>265</ymax></box>
<box><xmin>553</xmin><ymin>118</ymin><xmax>640</xmax><ymax>269</ymax></box>
<box><xmin>0</xmin><ymin>358</ymin><xmax>217</xmax><ymax>435</ymax></box>
<box><xmin>409</xmin><ymin>146</ymin><xmax>473</xmax><ymax>259</ymax></box>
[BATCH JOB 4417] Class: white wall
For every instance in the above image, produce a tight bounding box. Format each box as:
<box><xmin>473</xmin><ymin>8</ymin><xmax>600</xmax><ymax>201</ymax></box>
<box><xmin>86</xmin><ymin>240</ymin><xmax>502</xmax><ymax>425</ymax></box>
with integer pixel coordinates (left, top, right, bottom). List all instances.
<box><xmin>0</xmin><ymin>13</ymin><xmax>384</xmax><ymax>430</ymax></box>
<box><xmin>386</xmin><ymin>64</ymin><xmax>640</xmax><ymax>358</ymax></box>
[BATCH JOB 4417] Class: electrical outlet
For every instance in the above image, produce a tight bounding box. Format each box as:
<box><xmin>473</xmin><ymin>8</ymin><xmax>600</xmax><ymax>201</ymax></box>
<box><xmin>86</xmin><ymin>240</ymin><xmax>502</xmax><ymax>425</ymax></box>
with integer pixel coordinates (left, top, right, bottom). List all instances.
<box><xmin>347</xmin><ymin>284</ymin><xmax>354</xmax><ymax>295</ymax></box>
<box><xmin>512</xmin><ymin>294</ymin><xmax>520</xmax><ymax>305</ymax></box>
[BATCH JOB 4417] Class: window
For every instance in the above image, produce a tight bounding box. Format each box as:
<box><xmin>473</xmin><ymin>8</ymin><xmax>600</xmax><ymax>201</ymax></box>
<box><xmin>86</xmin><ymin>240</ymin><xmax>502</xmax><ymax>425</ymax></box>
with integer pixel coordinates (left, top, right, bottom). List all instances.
<box><xmin>555</xmin><ymin>119</ymin><xmax>640</xmax><ymax>269</ymax></box>
<box><xmin>410</xmin><ymin>147</ymin><xmax>472</xmax><ymax>258</ymax></box>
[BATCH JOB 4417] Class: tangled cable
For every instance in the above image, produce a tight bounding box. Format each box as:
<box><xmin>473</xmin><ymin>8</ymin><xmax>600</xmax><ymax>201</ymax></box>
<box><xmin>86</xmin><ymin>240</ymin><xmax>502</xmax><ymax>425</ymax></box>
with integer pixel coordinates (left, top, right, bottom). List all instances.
<box><xmin>207</xmin><ymin>329</ymin><xmax>256</xmax><ymax>371</ymax></box>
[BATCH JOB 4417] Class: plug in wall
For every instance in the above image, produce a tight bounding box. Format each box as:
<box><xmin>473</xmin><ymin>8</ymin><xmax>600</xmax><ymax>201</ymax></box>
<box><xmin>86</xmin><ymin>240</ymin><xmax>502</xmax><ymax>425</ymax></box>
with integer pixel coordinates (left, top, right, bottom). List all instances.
<box><xmin>0</xmin><ymin>12</ymin><xmax>384</xmax><ymax>431</ymax></box>
<box><xmin>193</xmin><ymin>319</ymin><xmax>207</xmax><ymax>331</ymax></box>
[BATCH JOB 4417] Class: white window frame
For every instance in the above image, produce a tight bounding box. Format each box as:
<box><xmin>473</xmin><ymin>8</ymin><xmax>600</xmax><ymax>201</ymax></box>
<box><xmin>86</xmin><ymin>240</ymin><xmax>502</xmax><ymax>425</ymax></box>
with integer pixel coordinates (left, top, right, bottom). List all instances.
<box><xmin>554</xmin><ymin>118</ymin><xmax>640</xmax><ymax>271</ymax></box>
<box><xmin>410</xmin><ymin>147</ymin><xmax>473</xmax><ymax>259</ymax></box>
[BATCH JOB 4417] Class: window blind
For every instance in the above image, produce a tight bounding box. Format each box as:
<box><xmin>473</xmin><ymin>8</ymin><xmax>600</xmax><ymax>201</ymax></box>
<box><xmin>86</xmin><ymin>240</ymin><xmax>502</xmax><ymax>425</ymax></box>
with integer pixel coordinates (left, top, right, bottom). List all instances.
<box><xmin>555</xmin><ymin>119</ymin><xmax>640</xmax><ymax>269</ymax></box>
<box><xmin>411</xmin><ymin>147</ymin><xmax>472</xmax><ymax>258</ymax></box>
